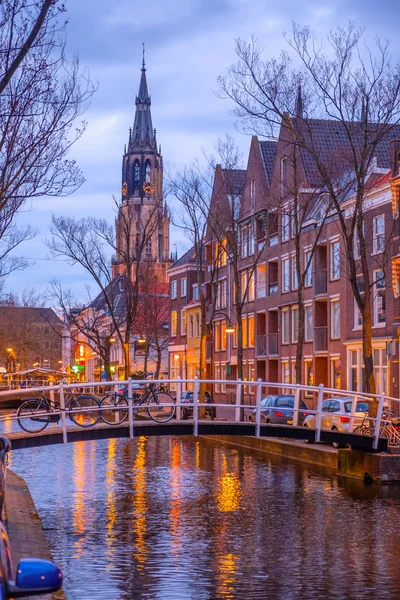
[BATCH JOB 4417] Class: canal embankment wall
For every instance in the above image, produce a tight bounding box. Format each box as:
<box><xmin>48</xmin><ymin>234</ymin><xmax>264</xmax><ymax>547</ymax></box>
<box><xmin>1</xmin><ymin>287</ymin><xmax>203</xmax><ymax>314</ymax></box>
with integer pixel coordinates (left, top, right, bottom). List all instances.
<box><xmin>4</xmin><ymin>470</ymin><xmax>66</xmax><ymax>600</ymax></box>
<box><xmin>202</xmin><ymin>435</ymin><xmax>400</xmax><ymax>483</ymax></box>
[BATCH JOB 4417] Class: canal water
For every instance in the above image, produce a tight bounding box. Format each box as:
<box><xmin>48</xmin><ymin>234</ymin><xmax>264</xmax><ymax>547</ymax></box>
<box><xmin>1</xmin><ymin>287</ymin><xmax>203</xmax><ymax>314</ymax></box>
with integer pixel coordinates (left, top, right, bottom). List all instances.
<box><xmin>9</xmin><ymin>436</ymin><xmax>400</xmax><ymax>599</ymax></box>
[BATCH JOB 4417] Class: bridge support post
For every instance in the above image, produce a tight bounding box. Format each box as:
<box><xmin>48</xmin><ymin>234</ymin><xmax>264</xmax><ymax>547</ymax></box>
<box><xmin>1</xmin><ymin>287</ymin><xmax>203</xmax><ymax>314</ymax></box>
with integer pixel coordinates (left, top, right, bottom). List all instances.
<box><xmin>176</xmin><ymin>377</ymin><xmax>181</xmax><ymax>421</ymax></box>
<box><xmin>293</xmin><ymin>387</ymin><xmax>300</xmax><ymax>427</ymax></box>
<box><xmin>315</xmin><ymin>384</ymin><xmax>324</xmax><ymax>443</ymax></box>
<box><xmin>235</xmin><ymin>380</ymin><xmax>242</xmax><ymax>423</ymax></box>
<box><xmin>349</xmin><ymin>394</ymin><xmax>358</xmax><ymax>433</ymax></box>
<box><xmin>193</xmin><ymin>376</ymin><xmax>199</xmax><ymax>436</ymax></box>
<box><xmin>373</xmin><ymin>392</ymin><xmax>385</xmax><ymax>450</ymax></box>
<box><xmin>59</xmin><ymin>382</ymin><xmax>67</xmax><ymax>444</ymax></box>
<box><xmin>128</xmin><ymin>377</ymin><xmax>134</xmax><ymax>439</ymax></box>
<box><xmin>255</xmin><ymin>379</ymin><xmax>262</xmax><ymax>437</ymax></box>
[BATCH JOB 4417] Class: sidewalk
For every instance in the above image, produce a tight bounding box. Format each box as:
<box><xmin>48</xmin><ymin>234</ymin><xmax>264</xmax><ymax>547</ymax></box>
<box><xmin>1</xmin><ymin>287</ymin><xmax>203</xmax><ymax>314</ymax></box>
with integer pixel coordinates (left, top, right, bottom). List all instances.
<box><xmin>4</xmin><ymin>470</ymin><xmax>66</xmax><ymax>600</ymax></box>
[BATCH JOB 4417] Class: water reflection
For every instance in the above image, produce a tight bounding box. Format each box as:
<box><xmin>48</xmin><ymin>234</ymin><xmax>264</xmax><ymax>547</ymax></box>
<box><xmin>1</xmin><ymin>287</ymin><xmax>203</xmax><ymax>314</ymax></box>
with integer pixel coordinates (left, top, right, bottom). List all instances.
<box><xmin>9</xmin><ymin>436</ymin><xmax>400</xmax><ymax>600</ymax></box>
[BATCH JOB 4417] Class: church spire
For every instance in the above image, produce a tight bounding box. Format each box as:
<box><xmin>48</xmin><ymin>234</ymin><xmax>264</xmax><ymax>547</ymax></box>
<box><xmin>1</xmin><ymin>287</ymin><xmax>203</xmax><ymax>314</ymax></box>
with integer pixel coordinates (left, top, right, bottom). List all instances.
<box><xmin>295</xmin><ymin>83</ymin><xmax>303</xmax><ymax>118</ymax></box>
<box><xmin>131</xmin><ymin>44</ymin><xmax>154</xmax><ymax>146</ymax></box>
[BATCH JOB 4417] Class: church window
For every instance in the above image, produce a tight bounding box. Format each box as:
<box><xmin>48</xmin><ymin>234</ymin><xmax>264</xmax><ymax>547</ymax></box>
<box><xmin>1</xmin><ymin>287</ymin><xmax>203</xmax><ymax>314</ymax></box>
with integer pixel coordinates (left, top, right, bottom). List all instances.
<box><xmin>145</xmin><ymin>160</ymin><xmax>151</xmax><ymax>181</ymax></box>
<box><xmin>133</xmin><ymin>160</ymin><xmax>140</xmax><ymax>189</ymax></box>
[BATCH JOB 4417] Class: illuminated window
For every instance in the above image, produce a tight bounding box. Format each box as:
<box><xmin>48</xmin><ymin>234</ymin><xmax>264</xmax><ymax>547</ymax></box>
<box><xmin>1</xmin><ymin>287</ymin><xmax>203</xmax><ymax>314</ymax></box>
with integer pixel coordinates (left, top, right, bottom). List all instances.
<box><xmin>171</xmin><ymin>311</ymin><xmax>177</xmax><ymax>336</ymax></box>
<box><xmin>248</xmin><ymin>315</ymin><xmax>255</xmax><ymax>348</ymax></box>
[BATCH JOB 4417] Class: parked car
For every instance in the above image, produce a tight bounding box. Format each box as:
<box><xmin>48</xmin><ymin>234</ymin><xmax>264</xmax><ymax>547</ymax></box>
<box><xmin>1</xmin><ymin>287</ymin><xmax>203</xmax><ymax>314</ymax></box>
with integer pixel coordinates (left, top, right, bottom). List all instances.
<box><xmin>248</xmin><ymin>394</ymin><xmax>308</xmax><ymax>425</ymax></box>
<box><xmin>303</xmin><ymin>397</ymin><xmax>369</xmax><ymax>447</ymax></box>
<box><xmin>0</xmin><ymin>519</ymin><xmax>62</xmax><ymax>598</ymax></box>
<box><xmin>180</xmin><ymin>391</ymin><xmax>216</xmax><ymax>420</ymax></box>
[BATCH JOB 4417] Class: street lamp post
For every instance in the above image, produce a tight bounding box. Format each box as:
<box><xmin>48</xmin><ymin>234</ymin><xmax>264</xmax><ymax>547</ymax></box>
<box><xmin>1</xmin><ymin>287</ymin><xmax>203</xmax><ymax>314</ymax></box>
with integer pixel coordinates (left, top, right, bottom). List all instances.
<box><xmin>207</xmin><ymin>310</ymin><xmax>235</xmax><ymax>414</ymax></box>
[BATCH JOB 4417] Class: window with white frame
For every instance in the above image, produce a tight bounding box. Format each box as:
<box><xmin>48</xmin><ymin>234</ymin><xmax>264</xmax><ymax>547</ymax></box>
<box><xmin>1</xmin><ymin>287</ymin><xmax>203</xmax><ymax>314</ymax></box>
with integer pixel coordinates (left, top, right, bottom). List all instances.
<box><xmin>256</xmin><ymin>264</ymin><xmax>267</xmax><ymax>298</ymax></box>
<box><xmin>373</xmin><ymin>214</ymin><xmax>385</xmax><ymax>254</ymax></box>
<box><xmin>331</xmin><ymin>300</ymin><xmax>340</xmax><ymax>339</ymax></box>
<box><xmin>304</xmin><ymin>250</ymin><xmax>313</xmax><ymax>286</ymax></box>
<box><xmin>282</xmin><ymin>210</ymin><xmax>290</xmax><ymax>242</ymax></box>
<box><xmin>353</xmin><ymin>275</ymin><xmax>364</xmax><ymax>330</ymax></box>
<box><xmin>242</xmin><ymin>316</ymin><xmax>248</xmax><ymax>348</ymax></box>
<box><xmin>373</xmin><ymin>348</ymin><xmax>388</xmax><ymax>395</ymax></box>
<box><xmin>171</xmin><ymin>311</ymin><xmax>177</xmax><ymax>336</ymax></box>
<box><xmin>221</xmin><ymin>321</ymin><xmax>226</xmax><ymax>351</ymax></box>
<box><xmin>248</xmin><ymin>315</ymin><xmax>255</xmax><ymax>347</ymax></box>
<box><xmin>305</xmin><ymin>359</ymin><xmax>314</xmax><ymax>388</ymax></box>
<box><xmin>282</xmin><ymin>258</ymin><xmax>290</xmax><ymax>292</ymax></box>
<box><xmin>195</xmin><ymin>313</ymin><xmax>200</xmax><ymax>337</ymax></box>
<box><xmin>330</xmin><ymin>241</ymin><xmax>340</xmax><ymax>280</ymax></box>
<box><xmin>348</xmin><ymin>348</ymin><xmax>365</xmax><ymax>393</ymax></box>
<box><xmin>292</xmin><ymin>307</ymin><xmax>299</xmax><ymax>343</ymax></box>
<box><xmin>189</xmin><ymin>314</ymin><xmax>194</xmax><ymax>338</ymax></box>
<box><xmin>181</xmin><ymin>312</ymin><xmax>187</xmax><ymax>336</ymax></box>
<box><xmin>171</xmin><ymin>280</ymin><xmax>177</xmax><ymax>299</ymax></box>
<box><xmin>291</xmin><ymin>360</ymin><xmax>297</xmax><ymax>384</ymax></box>
<box><xmin>248</xmin><ymin>271</ymin><xmax>255</xmax><ymax>301</ymax></box>
<box><xmin>292</xmin><ymin>255</ymin><xmax>298</xmax><ymax>290</ymax></box>
<box><xmin>282</xmin><ymin>360</ymin><xmax>290</xmax><ymax>392</ymax></box>
<box><xmin>214</xmin><ymin>321</ymin><xmax>221</xmax><ymax>351</ymax></box>
<box><xmin>353</xmin><ymin>226</ymin><xmax>362</xmax><ymax>260</ymax></box>
<box><xmin>240</xmin><ymin>222</ymin><xmax>254</xmax><ymax>258</ymax></box>
<box><xmin>282</xmin><ymin>310</ymin><xmax>289</xmax><ymax>344</ymax></box>
<box><xmin>180</xmin><ymin>278</ymin><xmax>187</xmax><ymax>298</ymax></box>
<box><xmin>305</xmin><ymin>306</ymin><xmax>313</xmax><ymax>341</ymax></box>
<box><xmin>170</xmin><ymin>354</ymin><xmax>180</xmax><ymax>390</ymax></box>
<box><xmin>241</xmin><ymin>271</ymin><xmax>247</xmax><ymax>302</ymax></box>
<box><xmin>331</xmin><ymin>357</ymin><xmax>341</xmax><ymax>389</ymax></box>
<box><xmin>193</xmin><ymin>284</ymin><xmax>199</xmax><ymax>302</ymax></box>
<box><xmin>373</xmin><ymin>269</ymin><xmax>386</xmax><ymax>326</ymax></box>
<box><xmin>216</xmin><ymin>279</ymin><xmax>227</xmax><ymax>309</ymax></box>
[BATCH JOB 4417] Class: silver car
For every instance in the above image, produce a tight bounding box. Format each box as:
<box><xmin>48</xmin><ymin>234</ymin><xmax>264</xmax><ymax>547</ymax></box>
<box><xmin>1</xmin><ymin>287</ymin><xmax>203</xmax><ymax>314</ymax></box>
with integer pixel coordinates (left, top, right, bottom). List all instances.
<box><xmin>303</xmin><ymin>397</ymin><xmax>369</xmax><ymax>447</ymax></box>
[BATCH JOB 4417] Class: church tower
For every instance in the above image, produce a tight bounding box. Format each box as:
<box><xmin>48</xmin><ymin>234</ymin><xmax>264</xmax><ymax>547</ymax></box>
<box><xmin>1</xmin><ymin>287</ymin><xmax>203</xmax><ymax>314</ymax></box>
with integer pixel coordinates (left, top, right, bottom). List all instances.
<box><xmin>112</xmin><ymin>50</ymin><xmax>171</xmax><ymax>282</ymax></box>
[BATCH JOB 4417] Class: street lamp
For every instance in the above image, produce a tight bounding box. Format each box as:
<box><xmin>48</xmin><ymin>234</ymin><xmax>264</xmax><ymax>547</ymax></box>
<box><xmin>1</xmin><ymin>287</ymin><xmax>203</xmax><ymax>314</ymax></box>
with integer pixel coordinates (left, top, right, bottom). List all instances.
<box><xmin>137</xmin><ymin>335</ymin><xmax>146</xmax><ymax>344</ymax></box>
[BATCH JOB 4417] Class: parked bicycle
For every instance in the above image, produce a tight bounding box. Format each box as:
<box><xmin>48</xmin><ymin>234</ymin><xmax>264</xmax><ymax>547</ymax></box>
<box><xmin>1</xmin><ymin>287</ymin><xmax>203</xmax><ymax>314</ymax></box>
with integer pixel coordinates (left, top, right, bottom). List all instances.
<box><xmin>353</xmin><ymin>409</ymin><xmax>400</xmax><ymax>446</ymax></box>
<box><xmin>100</xmin><ymin>383</ymin><xmax>175</xmax><ymax>424</ymax></box>
<box><xmin>16</xmin><ymin>390</ymin><xmax>101</xmax><ymax>433</ymax></box>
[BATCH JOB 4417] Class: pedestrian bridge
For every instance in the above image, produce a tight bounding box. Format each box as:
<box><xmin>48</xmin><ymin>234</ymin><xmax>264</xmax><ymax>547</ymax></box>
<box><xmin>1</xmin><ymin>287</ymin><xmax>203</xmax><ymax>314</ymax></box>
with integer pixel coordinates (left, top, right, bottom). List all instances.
<box><xmin>0</xmin><ymin>377</ymin><xmax>397</xmax><ymax>452</ymax></box>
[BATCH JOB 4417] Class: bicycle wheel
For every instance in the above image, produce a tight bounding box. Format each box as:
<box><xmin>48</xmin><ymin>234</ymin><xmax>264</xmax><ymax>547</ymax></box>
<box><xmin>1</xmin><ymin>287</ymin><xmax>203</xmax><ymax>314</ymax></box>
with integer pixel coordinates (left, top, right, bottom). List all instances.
<box><xmin>69</xmin><ymin>395</ymin><xmax>101</xmax><ymax>428</ymax></box>
<box><xmin>147</xmin><ymin>391</ymin><xmax>176</xmax><ymax>423</ymax></box>
<box><xmin>17</xmin><ymin>398</ymin><xmax>51</xmax><ymax>433</ymax></box>
<box><xmin>100</xmin><ymin>393</ymin><xmax>128</xmax><ymax>425</ymax></box>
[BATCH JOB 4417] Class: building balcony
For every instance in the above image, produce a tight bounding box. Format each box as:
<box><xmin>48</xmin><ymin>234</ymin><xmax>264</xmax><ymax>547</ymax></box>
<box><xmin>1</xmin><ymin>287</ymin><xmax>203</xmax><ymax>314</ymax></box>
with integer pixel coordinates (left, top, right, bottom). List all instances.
<box><xmin>314</xmin><ymin>326</ymin><xmax>328</xmax><ymax>352</ymax></box>
<box><xmin>267</xmin><ymin>333</ymin><xmax>278</xmax><ymax>356</ymax></box>
<box><xmin>313</xmin><ymin>270</ymin><xmax>327</xmax><ymax>296</ymax></box>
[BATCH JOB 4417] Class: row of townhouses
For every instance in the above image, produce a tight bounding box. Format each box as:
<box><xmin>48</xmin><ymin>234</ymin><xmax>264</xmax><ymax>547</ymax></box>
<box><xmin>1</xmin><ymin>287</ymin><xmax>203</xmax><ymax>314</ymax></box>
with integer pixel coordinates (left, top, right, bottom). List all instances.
<box><xmin>168</xmin><ymin>115</ymin><xmax>400</xmax><ymax>405</ymax></box>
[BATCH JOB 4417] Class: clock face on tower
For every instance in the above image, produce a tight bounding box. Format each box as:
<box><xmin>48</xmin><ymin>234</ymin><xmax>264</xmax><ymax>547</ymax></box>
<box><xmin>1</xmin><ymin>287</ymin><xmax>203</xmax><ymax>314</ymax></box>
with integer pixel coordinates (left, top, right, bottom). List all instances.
<box><xmin>143</xmin><ymin>181</ymin><xmax>156</xmax><ymax>195</ymax></box>
<box><xmin>122</xmin><ymin>182</ymin><xmax>128</xmax><ymax>196</ymax></box>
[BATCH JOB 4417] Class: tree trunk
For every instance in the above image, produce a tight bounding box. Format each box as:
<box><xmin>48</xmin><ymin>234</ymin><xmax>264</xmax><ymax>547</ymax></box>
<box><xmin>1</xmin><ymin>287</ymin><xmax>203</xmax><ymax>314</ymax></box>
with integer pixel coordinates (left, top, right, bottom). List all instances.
<box><xmin>199</xmin><ymin>302</ymin><xmax>208</xmax><ymax>418</ymax></box>
<box><xmin>123</xmin><ymin>341</ymin><xmax>130</xmax><ymax>380</ymax></box>
<box><xmin>155</xmin><ymin>346</ymin><xmax>161</xmax><ymax>379</ymax></box>
<box><xmin>296</xmin><ymin>286</ymin><xmax>305</xmax><ymax>385</ymax></box>
<box><xmin>362</xmin><ymin>295</ymin><xmax>378</xmax><ymax>417</ymax></box>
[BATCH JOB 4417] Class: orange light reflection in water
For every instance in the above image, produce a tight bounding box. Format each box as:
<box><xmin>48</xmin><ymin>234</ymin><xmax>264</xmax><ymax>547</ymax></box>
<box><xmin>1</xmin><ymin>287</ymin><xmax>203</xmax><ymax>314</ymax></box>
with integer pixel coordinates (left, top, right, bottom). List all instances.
<box><xmin>216</xmin><ymin>455</ymin><xmax>242</xmax><ymax>513</ymax></box>
<box><xmin>215</xmin><ymin>553</ymin><xmax>239</xmax><ymax>599</ymax></box>
<box><xmin>105</xmin><ymin>438</ymin><xmax>118</xmax><ymax>569</ymax></box>
<box><xmin>72</xmin><ymin>441</ymin><xmax>87</xmax><ymax>558</ymax></box>
<box><xmin>169</xmin><ymin>441</ymin><xmax>183</xmax><ymax>557</ymax></box>
<box><xmin>132</xmin><ymin>436</ymin><xmax>148</xmax><ymax>572</ymax></box>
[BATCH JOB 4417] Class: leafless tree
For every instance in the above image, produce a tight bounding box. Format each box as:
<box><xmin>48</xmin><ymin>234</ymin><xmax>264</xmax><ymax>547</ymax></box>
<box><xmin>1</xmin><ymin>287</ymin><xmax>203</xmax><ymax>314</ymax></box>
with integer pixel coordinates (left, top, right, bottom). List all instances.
<box><xmin>48</xmin><ymin>197</ymin><xmax>165</xmax><ymax>379</ymax></box>
<box><xmin>219</xmin><ymin>23</ymin><xmax>400</xmax><ymax>412</ymax></box>
<box><xmin>0</xmin><ymin>0</ymin><xmax>95</xmax><ymax>284</ymax></box>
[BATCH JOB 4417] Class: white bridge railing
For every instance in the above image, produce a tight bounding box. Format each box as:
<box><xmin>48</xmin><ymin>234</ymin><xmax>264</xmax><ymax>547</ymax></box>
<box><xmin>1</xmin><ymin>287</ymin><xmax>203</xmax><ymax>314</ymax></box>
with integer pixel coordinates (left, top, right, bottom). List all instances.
<box><xmin>0</xmin><ymin>377</ymin><xmax>398</xmax><ymax>450</ymax></box>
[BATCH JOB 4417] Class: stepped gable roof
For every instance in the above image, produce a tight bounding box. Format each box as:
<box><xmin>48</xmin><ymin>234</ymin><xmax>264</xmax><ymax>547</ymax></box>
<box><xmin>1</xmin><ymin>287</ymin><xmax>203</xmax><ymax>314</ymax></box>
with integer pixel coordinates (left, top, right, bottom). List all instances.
<box><xmin>222</xmin><ymin>168</ymin><xmax>246</xmax><ymax>195</ymax></box>
<box><xmin>259</xmin><ymin>140</ymin><xmax>278</xmax><ymax>184</ymax></box>
<box><xmin>294</xmin><ymin>118</ymin><xmax>400</xmax><ymax>186</ymax></box>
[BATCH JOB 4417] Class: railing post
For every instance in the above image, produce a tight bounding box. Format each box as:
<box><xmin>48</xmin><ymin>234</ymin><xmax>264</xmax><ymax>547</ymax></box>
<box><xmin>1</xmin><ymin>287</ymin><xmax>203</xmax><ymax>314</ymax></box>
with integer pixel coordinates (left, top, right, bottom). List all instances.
<box><xmin>193</xmin><ymin>376</ymin><xmax>199</xmax><ymax>436</ymax></box>
<box><xmin>59</xmin><ymin>382</ymin><xmax>67</xmax><ymax>445</ymax></box>
<box><xmin>49</xmin><ymin>386</ymin><xmax>56</xmax><ymax>428</ymax></box>
<box><xmin>255</xmin><ymin>378</ymin><xmax>262</xmax><ymax>438</ymax></box>
<box><xmin>128</xmin><ymin>377</ymin><xmax>134</xmax><ymax>439</ymax></box>
<box><xmin>235</xmin><ymin>379</ymin><xmax>242</xmax><ymax>423</ymax></box>
<box><xmin>176</xmin><ymin>376</ymin><xmax>181</xmax><ymax>421</ymax></box>
<box><xmin>292</xmin><ymin>387</ymin><xmax>300</xmax><ymax>427</ymax></box>
<box><xmin>349</xmin><ymin>394</ymin><xmax>358</xmax><ymax>433</ymax></box>
<box><xmin>315</xmin><ymin>383</ymin><xmax>324</xmax><ymax>443</ymax></box>
<box><xmin>373</xmin><ymin>392</ymin><xmax>385</xmax><ymax>450</ymax></box>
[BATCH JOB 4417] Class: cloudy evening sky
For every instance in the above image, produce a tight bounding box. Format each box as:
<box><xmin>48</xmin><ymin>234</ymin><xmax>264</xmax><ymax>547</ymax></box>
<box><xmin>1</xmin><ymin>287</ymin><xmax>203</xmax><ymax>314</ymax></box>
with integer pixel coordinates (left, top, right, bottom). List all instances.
<box><xmin>6</xmin><ymin>0</ymin><xmax>400</xmax><ymax>302</ymax></box>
